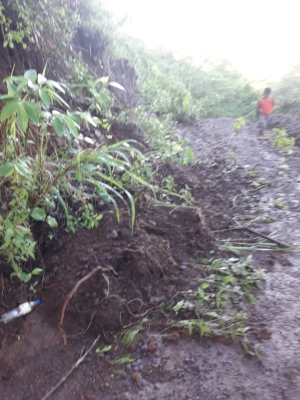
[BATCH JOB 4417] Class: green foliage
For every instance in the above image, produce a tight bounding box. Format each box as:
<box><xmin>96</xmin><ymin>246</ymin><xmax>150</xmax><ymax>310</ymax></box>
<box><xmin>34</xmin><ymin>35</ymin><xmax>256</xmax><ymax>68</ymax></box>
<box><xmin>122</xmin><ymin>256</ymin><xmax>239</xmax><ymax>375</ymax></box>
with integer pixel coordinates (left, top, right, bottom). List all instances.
<box><xmin>118</xmin><ymin>108</ymin><xmax>194</xmax><ymax>165</ymax></box>
<box><xmin>233</xmin><ymin>117</ymin><xmax>246</xmax><ymax>134</ymax></box>
<box><xmin>133</xmin><ymin>51</ymin><xmax>259</xmax><ymax>121</ymax></box>
<box><xmin>273</xmin><ymin>198</ymin><xmax>288</xmax><ymax>210</ymax></box>
<box><xmin>121</xmin><ymin>329</ymin><xmax>139</xmax><ymax>346</ymax></box>
<box><xmin>0</xmin><ymin>0</ymin><xmax>80</xmax><ymax>52</ymax></box>
<box><xmin>95</xmin><ymin>344</ymin><xmax>112</xmax><ymax>356</ymax></box>
<box><xmin>0</xmin><ymin>69</ymin><xmax>152</xmax><ymax>282</ymax></box>
<box><xmin>270</xmin><ymin>128</ymin><xmax>295</xmax><ymax>154</ymax></box>
<box><xmin>166</xmin><ymin>256</ymin><xmax>264</xmax><ymax>348</ymax></box>
<box><xmin>110</xmin><ymin>354</ymin><xmax>134</xmax><ymax>365</ymax></box>
<box><xmin>273</xmin><ymin>64</ymin><xmax>300</xmax><ymax>115</ymax></box>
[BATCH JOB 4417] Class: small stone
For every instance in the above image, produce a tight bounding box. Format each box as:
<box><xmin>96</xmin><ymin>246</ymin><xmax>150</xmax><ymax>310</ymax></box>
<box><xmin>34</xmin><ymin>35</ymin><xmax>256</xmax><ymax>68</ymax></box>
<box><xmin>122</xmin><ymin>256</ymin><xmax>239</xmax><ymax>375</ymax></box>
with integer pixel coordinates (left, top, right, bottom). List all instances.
<box><xmin>147</xmin><ymin>341</ymin><xmax>158</xmax><ymax>352</ymax></box>
<box><xmin>149</xmin><ymin>220</ymin><xmax>157</xmax><ymax>226</ymax></box>
<box><xmin>131</xmin><ymin>372</ymin><xmax>140</xmax><ymax>385</ymax></box>
<box><xmin>150</xmin><ymin>296</ymin><xmax>165</xmax><ymax>303</ymax></box>
<box><xmin>154</xmin><ymin>350</ymin><xmax>160</xmax><ymax>358</ymax></box>
<box><xmin>94</xmin><ymin>298</ymin><xmax>100</xmax><ymax>306</ymax></box>
<box><xmin>162</xmin><ymin>332</ymin><xmax>180</xmax><ymax>342</ymax></box>
<box><xmin>154</xmin><ymin>383</ymin><xmax>161</xmax><ymax>390</ymax></box>
<box><xmin>260</xmin><ymin>327</ymin><xmax>272</xmax><ymax>340</ymax></box>
<box><xmin>111</xmin><ymin>230</ymin><xmax>118</xmax><ymax>238</ymax></box>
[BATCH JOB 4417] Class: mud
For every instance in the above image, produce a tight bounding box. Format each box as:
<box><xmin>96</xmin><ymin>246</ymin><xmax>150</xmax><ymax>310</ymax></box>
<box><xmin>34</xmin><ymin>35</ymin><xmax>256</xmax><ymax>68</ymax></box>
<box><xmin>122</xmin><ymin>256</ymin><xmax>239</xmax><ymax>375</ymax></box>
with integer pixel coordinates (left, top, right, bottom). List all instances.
<box><xmin>1</xmin><ymin>116</ymin><xmax>300</xmax><ymax>399</ymax></box>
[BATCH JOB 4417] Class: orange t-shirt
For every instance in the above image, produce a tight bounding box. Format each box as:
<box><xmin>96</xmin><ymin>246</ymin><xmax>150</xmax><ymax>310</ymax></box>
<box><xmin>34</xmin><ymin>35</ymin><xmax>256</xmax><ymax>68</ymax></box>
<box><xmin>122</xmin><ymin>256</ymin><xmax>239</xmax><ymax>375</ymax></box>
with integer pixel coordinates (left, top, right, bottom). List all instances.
<box><xmin>256</xmin><ymin>96</ymin><xmax>275</xmax><ymax>115</ymax></box>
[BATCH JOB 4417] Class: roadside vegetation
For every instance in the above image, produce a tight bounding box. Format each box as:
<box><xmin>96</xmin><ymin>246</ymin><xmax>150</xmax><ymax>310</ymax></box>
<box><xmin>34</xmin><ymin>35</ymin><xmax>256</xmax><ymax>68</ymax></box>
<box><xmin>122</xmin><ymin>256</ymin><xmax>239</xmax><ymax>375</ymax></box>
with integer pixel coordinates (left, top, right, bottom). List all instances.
<box><xmin>0</xmin><ymin>0</ymin><xmax>296</xmax><ymax>355</ymax></box>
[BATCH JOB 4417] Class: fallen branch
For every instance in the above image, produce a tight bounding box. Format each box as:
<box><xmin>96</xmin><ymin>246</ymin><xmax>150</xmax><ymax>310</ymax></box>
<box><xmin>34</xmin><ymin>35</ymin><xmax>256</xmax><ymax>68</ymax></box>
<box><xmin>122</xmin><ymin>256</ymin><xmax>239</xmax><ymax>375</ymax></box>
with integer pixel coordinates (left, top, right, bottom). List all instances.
<box><xmin>59</xmin><ymin>265</ymin><xmax>117</xmax><ymax>327</ymax></box>
<box><xmin>234</xmin><ymin>225</ymin><xmax>289</xmax><ymax>248</ymax></box>
<box><xmin>41</xmin><ymin>335</ymin><xmax>100</xmax><ymax>400</ymax></box>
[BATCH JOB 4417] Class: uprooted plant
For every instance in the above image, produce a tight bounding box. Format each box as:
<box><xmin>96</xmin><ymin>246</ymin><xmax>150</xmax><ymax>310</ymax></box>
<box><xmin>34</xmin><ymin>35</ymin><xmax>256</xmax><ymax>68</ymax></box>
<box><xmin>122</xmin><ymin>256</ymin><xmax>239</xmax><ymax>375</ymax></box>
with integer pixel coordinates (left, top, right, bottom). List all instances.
<box><xmin>164</xmin><ymin>255</ymin><xmax>265</xmax><ymax>356</ymax></box>
<box><xmin>0</xmin><ymin>69</ymin><xmax>152</xmax><ymax>282</ymax></box>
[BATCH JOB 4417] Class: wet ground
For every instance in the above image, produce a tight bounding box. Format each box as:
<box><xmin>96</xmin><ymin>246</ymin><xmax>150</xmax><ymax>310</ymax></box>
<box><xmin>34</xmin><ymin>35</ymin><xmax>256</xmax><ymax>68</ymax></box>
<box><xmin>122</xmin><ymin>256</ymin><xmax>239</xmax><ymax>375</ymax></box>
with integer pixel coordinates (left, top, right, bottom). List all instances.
<box><xmin>1</xmin><ymin>116</ymin><xmax>300</xmax><ymax>399</ymax></box>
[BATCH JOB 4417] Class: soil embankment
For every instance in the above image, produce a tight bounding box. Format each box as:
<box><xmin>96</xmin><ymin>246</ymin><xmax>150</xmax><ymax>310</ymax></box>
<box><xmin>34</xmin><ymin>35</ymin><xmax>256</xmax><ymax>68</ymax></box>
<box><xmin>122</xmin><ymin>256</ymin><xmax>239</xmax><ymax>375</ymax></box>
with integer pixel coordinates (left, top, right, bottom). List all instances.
<box><xmin>1</xmin><ymin>116</ymin><xmax>300</xmax><ymax>399</ymax></box>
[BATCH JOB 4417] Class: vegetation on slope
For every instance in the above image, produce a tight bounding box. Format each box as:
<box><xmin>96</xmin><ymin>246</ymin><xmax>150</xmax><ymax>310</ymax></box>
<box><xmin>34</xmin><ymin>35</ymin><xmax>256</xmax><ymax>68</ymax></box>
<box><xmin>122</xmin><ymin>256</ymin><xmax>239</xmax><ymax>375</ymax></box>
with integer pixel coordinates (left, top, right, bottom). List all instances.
<box><xmin>0</xmin><ymin>0</ymin><xmax>294</xmax><ymax>283</ymax></box>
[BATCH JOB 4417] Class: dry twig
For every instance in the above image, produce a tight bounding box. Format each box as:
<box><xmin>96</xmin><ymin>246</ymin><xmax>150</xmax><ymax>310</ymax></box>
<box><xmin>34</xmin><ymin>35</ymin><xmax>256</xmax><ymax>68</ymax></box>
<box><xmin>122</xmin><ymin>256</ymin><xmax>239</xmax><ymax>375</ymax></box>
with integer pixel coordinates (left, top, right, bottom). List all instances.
<box><xmin>41</xmin><ymin>335</ymin><xmax>100</xmax><ymax>400</ymax></box>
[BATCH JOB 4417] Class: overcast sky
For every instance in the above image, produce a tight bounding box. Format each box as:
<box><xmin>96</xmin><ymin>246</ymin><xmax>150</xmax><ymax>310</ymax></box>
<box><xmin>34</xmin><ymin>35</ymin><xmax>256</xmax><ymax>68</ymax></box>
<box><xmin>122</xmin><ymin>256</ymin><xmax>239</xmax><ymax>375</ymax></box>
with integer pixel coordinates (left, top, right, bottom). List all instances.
<box><xmin>102</xmin><ymin>0</ymin><xmax>300</xmax><ymax>82</ymax></box>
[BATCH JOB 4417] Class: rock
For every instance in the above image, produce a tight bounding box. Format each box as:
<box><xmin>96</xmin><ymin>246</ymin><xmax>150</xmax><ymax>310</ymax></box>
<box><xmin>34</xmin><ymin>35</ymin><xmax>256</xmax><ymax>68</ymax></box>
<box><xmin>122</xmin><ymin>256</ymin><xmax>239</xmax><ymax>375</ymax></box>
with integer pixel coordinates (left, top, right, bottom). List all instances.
<box><xmin>147</xmin><ymin>341</ymin><xmax>158</xmax><ymax>352</ymax></box>
<box><xmin>107</xmin><ymin>230</ymin><xmax>118</xmax><ymax>239</ymax></box>
<box><xmin>260</xmin><ymin>327</ymin><xmax>272</xmax><ymax>340</ymax></box>
<box><xmin>131</xmin><ymin>372</ymin><xmax>143</xmax><ymax>386</ymax></box>
<box><xmin>162</xmin><ymin>332</ymin><xmax>180</xmax><ymax>342</ymax></box>
<box><xmin>150</xmin><ymin>296</ymin><xmax>165</xmax><ymax>303</ymax></box>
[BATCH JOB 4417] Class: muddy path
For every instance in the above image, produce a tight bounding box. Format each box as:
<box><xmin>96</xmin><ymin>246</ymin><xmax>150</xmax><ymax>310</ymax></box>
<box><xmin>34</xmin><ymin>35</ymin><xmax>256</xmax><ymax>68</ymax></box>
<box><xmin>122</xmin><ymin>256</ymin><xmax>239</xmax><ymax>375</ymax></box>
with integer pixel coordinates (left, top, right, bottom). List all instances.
<box><xmin>1</xmin><ymin>117</ymin><xmax>300</xmax><ymax>400</ymax></box>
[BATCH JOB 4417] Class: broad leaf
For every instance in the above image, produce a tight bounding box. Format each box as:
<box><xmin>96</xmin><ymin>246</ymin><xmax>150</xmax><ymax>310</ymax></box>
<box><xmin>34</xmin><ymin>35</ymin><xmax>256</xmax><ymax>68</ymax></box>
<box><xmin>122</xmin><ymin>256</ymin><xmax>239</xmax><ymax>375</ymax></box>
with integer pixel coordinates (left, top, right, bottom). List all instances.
<box><xmin>108</xmin><ymin>81</ymin><xmax>126</xmax><ymax>92</ymax></box>
<box><xmin>0</xmin><ymin>95</ymin><xmax>18</xmax><ymax>101</ymax></box>
<box><xmin>65</xmin><ymin>116</ymin><xmax>78</xmax><ymax>138</ymax></box>
<box><xmin>15</xmin><ymin>162</ymin><xmax>28</xmax><ymax>176</ymax></box>
<box><xmin>98</xmin><ymin>91</ymin><xmax>109</xmax><ymax>104</ymax></box>
<box><xmin>0</xmin><ymin>162</ymin><xmax>14</xmax><ymax>176</ymax></box>
<box><xmin>31</xmin><ymin>207</ymin><xmax>46</xmax><ymax>221</ymax></box>
<box><xmin>46</xmin><ymin>216</ymin><xmax>58</xmax><ymax>228</ymax></box>
<box><xmin>0</xmin><ymin>100</ymin><xmax>18</xmax><ymax>121</ymax></box>
<box><xmin>17</xmin><ymin>103</ymin><xmax>29</xmax><ymax>132</ymax></box>
<box><xmin>37</xmin><ymin>74</ymin><xmax>47</xmax><ymax>85</ymax></box>
<box><xmin>39</xmin><ymin>89</ymin><xmax>51</xmax><ymax>108</ymax></box>
<box><xmin>32</xmin><ymin>268</ymin><xmax>43</xmax><ymax>276</ymax></box>
<box><xmin>186</xmin><ymin>147</ymin><xmax>194</xmax><ymax>163</ymax></box>
<box><xmin>4</xmin><ymin>228</ymin><xmax>14</xmax><ymax>241</ymax></box>
<box><xmin>52</xmin><ymin>116</ymin><xmax>64</xmax><ymax>137</ymax></box>
<box><xmin>24</xmin><ymin>69</ymin><xmax>37</xmax><ymax>82</ymax></box>
<box><xmin>24</xmin><ymin>102</ymin><xmax>40</xmax><ymax>124</ymax></box>
<box><xmin>47</xmin><ymin>79</ymin><xmax>66</xmax><ymax>93</ymax></box>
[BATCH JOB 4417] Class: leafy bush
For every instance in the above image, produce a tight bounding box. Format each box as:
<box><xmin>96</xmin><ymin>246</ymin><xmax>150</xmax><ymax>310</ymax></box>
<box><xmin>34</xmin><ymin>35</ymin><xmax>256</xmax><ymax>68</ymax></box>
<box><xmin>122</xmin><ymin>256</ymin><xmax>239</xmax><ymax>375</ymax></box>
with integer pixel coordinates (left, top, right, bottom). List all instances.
<box><xmin>273</xmin><ymin>64</ymin><xmax>300</xmax><ymax>115</ymax></box>
<box><xmin>0</xmin><ymin>69</ymin><xmax>152</xmax><ymax>281</ymax></box>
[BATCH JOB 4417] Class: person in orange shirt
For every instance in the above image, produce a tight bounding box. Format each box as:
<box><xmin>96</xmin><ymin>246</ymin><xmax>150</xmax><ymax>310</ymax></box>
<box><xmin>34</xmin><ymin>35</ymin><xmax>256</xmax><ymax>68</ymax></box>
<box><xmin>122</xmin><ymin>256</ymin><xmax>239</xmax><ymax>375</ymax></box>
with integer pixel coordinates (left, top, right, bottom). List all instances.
<box><xmin>256</xmin><ymin>88</ymin><xmax>275</xmax><ymax>137</ymax></box>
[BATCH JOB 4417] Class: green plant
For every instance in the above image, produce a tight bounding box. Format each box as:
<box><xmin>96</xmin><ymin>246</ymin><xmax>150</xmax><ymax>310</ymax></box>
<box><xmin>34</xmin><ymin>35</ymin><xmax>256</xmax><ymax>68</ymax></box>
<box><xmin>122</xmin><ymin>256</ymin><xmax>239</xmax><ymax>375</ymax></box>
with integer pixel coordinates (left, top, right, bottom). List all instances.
<box><xmin>270</xmin><ymin>128</ymin><xmax>295</xmax><ymax>154</ymax></box>
<box><xmin>246</xmin><ymin>170</ymin><xmax>258</xmax><ymax>178</ymax></box>
<box><xmin>163</xmin><ymin>256</ymin><xmax>264</xmax><ymax>351</ymax></box>
<box><xmin>273</xmin><ymin>198</ymin><xmax>288</xmax><ymax>210</ymax></box>
<box><xmin>110</xmin><ymin>354</ymin><xmax>134</xmax><ymax>365</ymax></box>
<box><xmin>0</xmin><ymin>69</ymin><xmax>152</xmax><ymax>281</ymax></box>
<box><xmin>95</xmin><ymin>344</ymin><xmax>112</xmax><ymax>356</ymax></box>
<box><xmin>233</xmin><ymin>117</ymin><xmax>246</xmax><ymax>134</ymax></box>
<box><xmin>121</xmin><ymin>329</ymin><xmax>139</xmax><ymax>346</ymax></box>
<box><xmin>250</xmin><ymin>181</ymin><xmax>261</xmax><ymax>188</ymax></box>
<box><xmin>0</xmin><ymin>0</ymin><xmax>80</xmax><ymax>53</ymax></box>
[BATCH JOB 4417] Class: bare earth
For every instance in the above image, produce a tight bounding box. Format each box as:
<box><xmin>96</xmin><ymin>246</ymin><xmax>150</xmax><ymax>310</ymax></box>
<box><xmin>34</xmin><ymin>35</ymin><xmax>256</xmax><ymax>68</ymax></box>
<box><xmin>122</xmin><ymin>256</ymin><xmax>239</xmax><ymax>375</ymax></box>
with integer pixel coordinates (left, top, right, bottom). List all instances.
<box><xmin>1</xmin><ymin>116</ymin><xmax>300</xmax><ymax>400</ymax></box>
